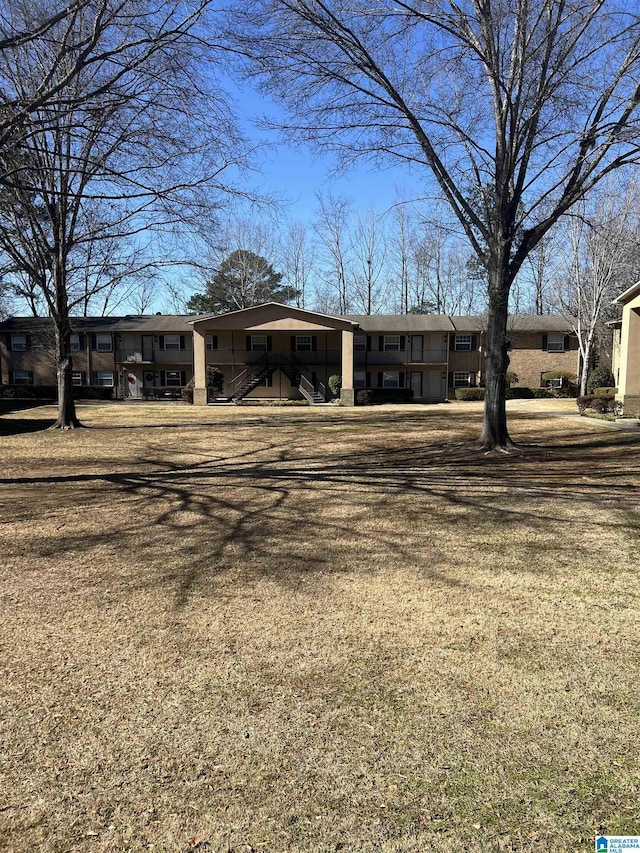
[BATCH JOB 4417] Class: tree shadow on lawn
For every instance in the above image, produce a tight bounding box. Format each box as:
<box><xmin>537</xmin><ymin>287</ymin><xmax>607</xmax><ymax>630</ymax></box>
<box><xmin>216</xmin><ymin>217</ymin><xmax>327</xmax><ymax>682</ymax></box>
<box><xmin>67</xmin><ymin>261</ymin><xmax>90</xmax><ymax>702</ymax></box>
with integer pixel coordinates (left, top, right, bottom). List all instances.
<box><xmin>0</xmin><ymin>416</ymin><xmax>56</xmax><ymax>435</ymax></box>
<box><xmin>3</xmin><ymin>427</ymin><xmax>639</xmax><ymax>609</ymax></box>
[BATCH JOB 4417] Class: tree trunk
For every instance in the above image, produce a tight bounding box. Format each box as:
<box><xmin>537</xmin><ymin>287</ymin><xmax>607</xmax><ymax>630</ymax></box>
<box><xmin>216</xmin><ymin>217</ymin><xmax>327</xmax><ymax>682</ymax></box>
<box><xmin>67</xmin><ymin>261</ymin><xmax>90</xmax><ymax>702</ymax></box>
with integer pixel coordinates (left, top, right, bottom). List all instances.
<box><xmin>50</xmin><ymin>247</ymin><xmax>82</xmax><ymax>429</ymax></box>
<box><xmin>478</xmin><ymin>265</ymin><xmax>514</xmax><ymax>451</ymax></box>
<box><xmin>580</xmin><ymin>333</ymin><xmax>594</xmax><ymax>396</ymax></box>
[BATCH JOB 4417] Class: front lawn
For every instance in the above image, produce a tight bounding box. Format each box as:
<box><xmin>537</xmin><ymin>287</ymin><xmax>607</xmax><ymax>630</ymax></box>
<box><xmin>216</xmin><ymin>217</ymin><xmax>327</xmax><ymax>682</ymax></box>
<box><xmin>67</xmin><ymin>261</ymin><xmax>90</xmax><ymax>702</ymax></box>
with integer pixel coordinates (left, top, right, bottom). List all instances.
<box><xmin>1</xmin><ymin>401</ymin><xmax>639</xmax><ymax>852</ymax></box>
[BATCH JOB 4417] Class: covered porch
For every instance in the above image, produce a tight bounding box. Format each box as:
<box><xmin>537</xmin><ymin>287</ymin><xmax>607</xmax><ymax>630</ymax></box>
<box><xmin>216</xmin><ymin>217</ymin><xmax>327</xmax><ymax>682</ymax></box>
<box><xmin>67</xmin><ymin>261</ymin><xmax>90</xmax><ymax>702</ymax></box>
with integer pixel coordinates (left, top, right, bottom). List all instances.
<box><xmin>190</xmin><ymin>303</ymin><xmax>359</xmax><ymax>405</ymax></box>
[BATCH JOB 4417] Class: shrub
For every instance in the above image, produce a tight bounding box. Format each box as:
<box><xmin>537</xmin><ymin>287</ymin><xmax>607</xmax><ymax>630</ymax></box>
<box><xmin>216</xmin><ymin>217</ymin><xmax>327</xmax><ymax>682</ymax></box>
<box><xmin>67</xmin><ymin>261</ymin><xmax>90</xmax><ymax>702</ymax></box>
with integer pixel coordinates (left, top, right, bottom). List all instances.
<box><xmin>577</xmin><ymin>395</ymin><xmax>621</xmax><ymax>416</ymax></box>
<box><xmin>0</xmin><ymin>384</ymin><xmax>57</xmax><ymax>399</ymax></box>
<box><xmin>355</xmin><ymin>388</ymin><xmax>414</xmax><ymax>405</ymax></box>
<box><xmin>506</xmin><ymin>386</ymin><xmax>534</xmax><ymax>399</ymax></box>
<box><xmin>74</xmin><ymin>385</ymin><xmax>114</xmax><ymax>400</ymax></box>
<box><xmin>455</xmin><ymin>387</ymin><xmax>485</xmax><ymax>401</ymax></box>
<box><xmin>505</xmin><ymin>370</ymin><xmax>519</xmax><ymax>387</ymax></box>
<box><xmin>541</xmin><ymin>370</ymin><xmax>578</xmax><ymax>397</ymax></box>
<box><xmin>529</xmin><ymin>387</ymin><xmax>554</xmax><ymax>398</ymax></box>
<box><xmin>206</xmin><ymin>366</ymin><xmax>224</xmax><ymax>393</ymax></box>
<box><xmin>586</xmin><ymin>366</ymin><xmax>615</xmax><ymax>394</ymax></box>
<box><xmin>328</xmin><ymin>374</ymin><xmax>342</xmax><ymax>398</ymax></box>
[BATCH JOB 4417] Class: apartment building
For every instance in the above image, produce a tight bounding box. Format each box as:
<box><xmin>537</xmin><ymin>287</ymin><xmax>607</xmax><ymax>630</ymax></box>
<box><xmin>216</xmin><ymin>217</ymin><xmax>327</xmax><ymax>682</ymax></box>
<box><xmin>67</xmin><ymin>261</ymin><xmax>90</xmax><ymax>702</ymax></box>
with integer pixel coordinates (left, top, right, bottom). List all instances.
<box><xmin>612</xmin><ymin>282</ymin><xmax>640</xmax><ymax>416</ymax></box>
<box><xmin>1</xmin><ymin>304</ymin><xmax>581</xmax><ymax>404</ymax></box>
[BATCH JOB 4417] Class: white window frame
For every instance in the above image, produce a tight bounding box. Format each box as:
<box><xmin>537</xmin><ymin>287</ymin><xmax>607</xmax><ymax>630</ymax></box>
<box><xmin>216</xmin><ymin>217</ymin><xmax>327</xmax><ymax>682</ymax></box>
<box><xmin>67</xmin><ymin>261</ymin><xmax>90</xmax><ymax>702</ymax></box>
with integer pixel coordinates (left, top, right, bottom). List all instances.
<box><xmin>11</xmin><ymin>334</ymin><xmax>27</xmax><ymax>351</ymax></box>
<box><xmin>71</xmin><ymin>371</ymin><xmax>84</xmax><ymax>386</ymax></box>
<box><xmin>163</xmin><ymin>334</ymin><xmax>181</xmax><ymax>351</ymax></box>
<box><xmin>383</xmin><ymin>335</ymin><xmax>401</xmax><ymax>351</ymax></box>
<box><xmin>455</xmin><ymin>335</ymin><xmax>472</xmax><ymax>351</ymax></box>
<box><xmin>165</xmin><ymin>370</ymin><xmax>182</xmax><ymax>387</ymax></box>
<box><xmin>12</xmin><ymin>369</ymin><xmax>32</xmax><ymax>385</ymax></box>
<box><xmin>453</xmin><ymin>371</ymin><xmax>473</xmax><ymax>387</ymax></box>
<box><xmin>382</xmin><ymin>371</ymin><xmax>400</xmax><ymax>388</ymax></box>
<box><xmin>354</xmin><ymin>335</ymin><xmax>366</xmax><ymax>352</ymax></box>
<box><xmin>547</xmin><ymin>332</ymin><xmax>565</xmax><ymax>352</ymax></box>
<box><xmin>354</xmin><ymin>371</ymin><xmax>366</xmax><ymax>389</ymax></box>
<box><xmin>545</xmin><ymin>376</ymin><xmax>563</xmax><ymax>389</ymax></box>
<box><xmin>95</xmin><ymin>333</ymin><xmax>112</xmax><ymax>352</ymax></box>
<box><xmin>95</xmin><ymin>371</ymin><xmax>114</xmax><ymax>387</ymax></box>
<box><xmin>295</xmin><ymin>335</ymin><xmax>312</xmax><ymax>352</ymax></box>
<box><xmin>251</xmin><ymin>335</ymin><xmax>268</xmax><ymax>352</ymax></box>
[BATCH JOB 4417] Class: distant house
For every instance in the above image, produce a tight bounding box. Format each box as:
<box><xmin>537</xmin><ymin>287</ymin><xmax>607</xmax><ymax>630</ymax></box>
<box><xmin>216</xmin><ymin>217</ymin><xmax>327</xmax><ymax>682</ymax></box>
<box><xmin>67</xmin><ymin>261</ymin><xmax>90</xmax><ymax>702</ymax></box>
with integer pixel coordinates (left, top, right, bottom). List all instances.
<box><xmin>612</xmin><ymin>282</ymin><xmax>640</xmax><ymax>416</ymax></box>
<box><xmin>0</xmin><ymin>305</ymin><xmax>581</xmax><ymax>404</ymax></box>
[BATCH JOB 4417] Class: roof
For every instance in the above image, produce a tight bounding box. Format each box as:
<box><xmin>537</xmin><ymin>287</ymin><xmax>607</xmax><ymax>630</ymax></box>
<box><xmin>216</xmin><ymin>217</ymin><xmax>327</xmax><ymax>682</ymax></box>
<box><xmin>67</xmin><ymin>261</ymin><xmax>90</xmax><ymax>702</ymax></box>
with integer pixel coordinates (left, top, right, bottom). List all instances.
<box><xmin>451</xmin><ymin>315</ymin><xmax>575</xmax><ymax>333</ymax></box>
<box><xmin>344</xmin><ymin>314</ymin><xmax>455</xmax><ymax>332</ymax></box>
<box><xmin>613</xmin><ymin>280</ymin><xmax>640</xmax><ymax>304</ymax></box>
<box><xmin>189</xmin><ymin>302</ymin><xmax>359</xmax><ymax>331</ymax></box>
<box><xmin>0</xmin><ymin>314</ymin><xmax>195</xmax><ymax>333</ymax></box>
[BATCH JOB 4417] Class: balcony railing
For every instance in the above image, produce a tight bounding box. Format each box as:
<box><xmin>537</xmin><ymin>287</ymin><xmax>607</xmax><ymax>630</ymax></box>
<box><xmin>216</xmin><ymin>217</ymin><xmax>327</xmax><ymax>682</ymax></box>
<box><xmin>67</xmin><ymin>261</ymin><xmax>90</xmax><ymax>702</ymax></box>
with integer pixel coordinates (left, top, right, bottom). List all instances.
<box><xmin>116</xmin><ymin>347</ymin><xmax>155</xmax><ymax>363</ymax></box>
<box><xmin>354</xmin><ymin>350</ymin><xmax>447</xmax><ymax>365</ymax></box>
<box><xmin>208</xmin><ymin>348</ymin><xmax>342</xmax><ymax>365</ymax></box>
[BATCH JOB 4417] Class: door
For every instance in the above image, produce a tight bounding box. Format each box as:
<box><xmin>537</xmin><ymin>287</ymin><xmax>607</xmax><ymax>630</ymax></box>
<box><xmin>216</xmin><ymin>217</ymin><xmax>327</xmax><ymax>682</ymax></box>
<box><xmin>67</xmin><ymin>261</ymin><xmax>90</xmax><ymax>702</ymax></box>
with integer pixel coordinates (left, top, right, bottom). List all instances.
<box><xmin>124</xmin><ymin>369</ymin><xmax>142</xmax><ymax>398</ymax></box>
<box><xmin>410</xmin><ymin>371</ymin><xmax>423</xmax><ymax>398</ymax></box>
<box><xmin>142</xmin><ymin>334</ymin><xmax>154</xmax><ymax>362</ymax></box>
<box><xmin>411</xmin><ymin>335</ymin><xmax>423</xmax><ymax>362</ymax></box>
<box><xmin>424</xmin><ymin>369</ymin><xmax>444</xmax><ymax>400</ymax></box>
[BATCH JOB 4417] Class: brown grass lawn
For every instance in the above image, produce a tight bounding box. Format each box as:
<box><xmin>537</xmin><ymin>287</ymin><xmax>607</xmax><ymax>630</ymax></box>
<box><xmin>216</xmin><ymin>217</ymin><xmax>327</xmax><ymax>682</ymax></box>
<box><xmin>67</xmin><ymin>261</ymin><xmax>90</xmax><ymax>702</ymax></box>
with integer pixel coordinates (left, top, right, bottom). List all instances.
<box><xmin>1</xmin><ymin>399</ymin><xmax>639</xmax><ymax>853</ymax></box>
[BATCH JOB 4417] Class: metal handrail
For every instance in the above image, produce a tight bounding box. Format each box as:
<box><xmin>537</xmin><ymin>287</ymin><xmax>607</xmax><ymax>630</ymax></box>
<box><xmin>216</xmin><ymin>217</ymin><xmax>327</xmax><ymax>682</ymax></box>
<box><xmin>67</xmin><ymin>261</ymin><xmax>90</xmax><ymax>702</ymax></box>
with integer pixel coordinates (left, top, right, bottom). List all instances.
<box><xmin>228</xmin><ymin>353</ymin><xmax>269</xmax><ymax>398</ymax></box>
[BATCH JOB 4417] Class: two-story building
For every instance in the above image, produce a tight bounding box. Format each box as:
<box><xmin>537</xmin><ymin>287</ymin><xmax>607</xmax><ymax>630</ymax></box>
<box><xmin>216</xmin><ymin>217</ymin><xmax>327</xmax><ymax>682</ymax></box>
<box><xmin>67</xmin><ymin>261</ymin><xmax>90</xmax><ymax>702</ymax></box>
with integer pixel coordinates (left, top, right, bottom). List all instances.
<box><xmin>0</xmin><ymin>304</ymin><xmax>582</xmax><ymax>404</ymax></box>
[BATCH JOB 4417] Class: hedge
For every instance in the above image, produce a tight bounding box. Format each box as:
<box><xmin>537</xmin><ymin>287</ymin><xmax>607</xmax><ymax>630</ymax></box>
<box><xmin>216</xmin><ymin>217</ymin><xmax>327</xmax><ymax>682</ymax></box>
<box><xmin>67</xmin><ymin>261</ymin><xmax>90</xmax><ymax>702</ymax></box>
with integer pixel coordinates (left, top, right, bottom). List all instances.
<box><xmin>455</xmin><ymin>386</ymin><xmax>556</xmax><ymax>401</ymax></box>
<box><xmin>355</xmin><ymin>388</ymin><xmax>414</xmax><ymax>405</ymax></box>
<box><xmin>577</xmin><ymin>395</ymin><xmax>621</xmax><ymax>415</ymax></box>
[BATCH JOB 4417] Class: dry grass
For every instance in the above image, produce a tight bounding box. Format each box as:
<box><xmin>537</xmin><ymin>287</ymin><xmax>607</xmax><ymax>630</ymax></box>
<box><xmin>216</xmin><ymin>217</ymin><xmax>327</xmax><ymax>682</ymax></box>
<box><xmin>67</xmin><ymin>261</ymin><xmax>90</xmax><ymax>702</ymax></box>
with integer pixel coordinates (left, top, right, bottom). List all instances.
<box><xmin>1</xmin><ymin>399</ymin><xmax>639</xmax><ymax>853</ymax></box>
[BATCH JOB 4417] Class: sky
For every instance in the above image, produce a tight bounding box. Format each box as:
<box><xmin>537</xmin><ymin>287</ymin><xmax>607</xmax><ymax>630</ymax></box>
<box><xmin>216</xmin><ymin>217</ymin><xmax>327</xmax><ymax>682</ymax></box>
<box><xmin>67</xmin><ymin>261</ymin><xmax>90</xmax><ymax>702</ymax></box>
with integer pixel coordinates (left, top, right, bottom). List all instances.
<box><xmin>231</xmin><ymin>83</ymin><xmax>425</xmax><ymax>226</ymax></box>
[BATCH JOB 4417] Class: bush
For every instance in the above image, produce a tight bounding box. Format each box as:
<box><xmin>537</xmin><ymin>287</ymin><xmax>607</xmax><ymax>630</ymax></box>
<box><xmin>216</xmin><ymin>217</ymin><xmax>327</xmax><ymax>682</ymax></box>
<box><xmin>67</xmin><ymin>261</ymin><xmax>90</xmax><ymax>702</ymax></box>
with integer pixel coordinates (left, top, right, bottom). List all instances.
<box><xmin>506</xmin><ymin>386</ymin><xmax>534</xmax><ymax>399</ymax></box>
<box><xmin>0</xmin><ymin>384</ymin><xmax>57</xmax><ymax>399</ymax></box>
<box><xmin>505</xmin><ymin>370</ymin><xmax>519</xmax><ymax>387</ymax></box>
<box><xmin>355</xmin><ymin>388</ymin><xmax>414</xmax><ymax>405</ymax></box>
<box><xmin>455</xmin><ymin>387</ymin><xmax>485</xmax><ymax>401</ymax></box>
<box><xmin>586</xmin><ymin>366</ymin><xmax>615</xmax><ymax>394</ymax></box>
<box><xmin>74</xmin><ymin>385</ymin><xmax>114</xmax><ymax>400</ymax></box>
<box><xmin>541</xmin><ymin>370</ymin><xmax>578</xmax><ymax>397</ymax></box>
<box><xmin>529</xmin><ymin>387</ymin><xmax>555</xmax><ymax>398</ymax></box>
<box><xmin>328</xmin><ymin>374</ymin><xmax>342</xmax><ymax>398</ymax></box>
<box><xmin>577</xmin><ymin>395</ymin><xmax>621</xmax><ymax>416</ymax></box>
<box><xmin>206</xmin><ymin>366</ymin><xmax>224</xmax><ymax>393</ymax></box>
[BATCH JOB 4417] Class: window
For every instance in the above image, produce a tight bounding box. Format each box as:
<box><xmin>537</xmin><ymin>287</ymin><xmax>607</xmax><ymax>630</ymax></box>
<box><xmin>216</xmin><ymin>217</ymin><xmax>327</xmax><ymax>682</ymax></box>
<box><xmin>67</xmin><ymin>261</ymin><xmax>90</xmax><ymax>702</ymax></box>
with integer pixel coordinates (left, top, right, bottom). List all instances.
<box><xmin>70</xmin><ymin>334</ymin><xmax>82</xmax><ymax>351</ymax></box>
<box><xmin>354</xmin><ymin>371</ymin><xmax>367</xmax><ymax>389</ymax></box>
<box><xmin>71</xmin><ymin>372</ymin><xmax>84</xmax><ymax>386</ymax></box>
<box><xmin>295</xmin><ymin>335</ymin><xmax>312</xmax><ymax>352</ymax></box>
<box><xmin>95</xmin><ymin>333</ymin><xmax>112</xmax><ymax>352</ymax></box>
<box><xmin>251</xmin><ymin>335</ymin><xmax>267</xmax><ymax>352</ymax></box>
<box><xmin>545</xmin><ymin>376</ymin><xmax>563</xmax><ymax>389</ymax></box>
<box><xmin>206</xmin><ymin>335</ymin><xmax>218</xmax><ymax>350</ymax></box>
<box><xmin>354</xmin><ymin>335</ymin><xmax>366</xmax><ymax>351</ymax></box>
<box><xmin>10</xmin><ymin>334</ymin><xmax>28</xmax><ymax>351</ymax></box>
<box><xmin>95</xmin><ymin>371</ymin><xmax>114</xmax><ymax>386</ymax></box>
<box><xmin>453</xmin><ymin>371</ymin><xmax>473</xmax><ymax>387</ymax></box>
<box><xmin>165</xmin><ymin>370</ymin><xmax>182</xmax><ymax>387</ymax></box>
<box><xmin>382</xmin><ymin>371</ymin><xmax>400</xmax><ymax>388</ymax></box>
<box><xmin>12</xmin><ymin>369</ymin><xmax>32</xmax><ymax>385</ymax></box>
<box><xmin>383</xmin><ymin>335</ymin><xmax>401</xmax><ymax>351</ymax></box>
<box><xmin>163</xmin><ymin>334</ymin><xmax>181</xmax><ymax>351</ymax></box>
<box><xmin>455</xmin><ymin>335</ymin><xmax>472</xmax><ymax>351</ymax></box>
<box><xmin>547</xmin><ymin>332</ymin><xmax>565</xmax><ymax>352</ymax></box>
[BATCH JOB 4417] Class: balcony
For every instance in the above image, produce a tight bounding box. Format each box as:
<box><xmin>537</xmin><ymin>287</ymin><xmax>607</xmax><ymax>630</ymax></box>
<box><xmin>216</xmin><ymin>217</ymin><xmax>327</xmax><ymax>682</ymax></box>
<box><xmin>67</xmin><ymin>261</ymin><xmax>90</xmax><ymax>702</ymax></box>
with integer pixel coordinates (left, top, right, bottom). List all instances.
<box><xmin>116</xmin><ymin>347</ymin><xmax>155</xmax><ymax>363</ymax></box>
<box><xmin>354</xmin><ymin>349</ymin><xmax>447</xmax><ymax>365</ymax></box>
<box><xmin>208</xmin><ymin>349</ymin><xmax>342</xmax><ymax>365</ymax></box>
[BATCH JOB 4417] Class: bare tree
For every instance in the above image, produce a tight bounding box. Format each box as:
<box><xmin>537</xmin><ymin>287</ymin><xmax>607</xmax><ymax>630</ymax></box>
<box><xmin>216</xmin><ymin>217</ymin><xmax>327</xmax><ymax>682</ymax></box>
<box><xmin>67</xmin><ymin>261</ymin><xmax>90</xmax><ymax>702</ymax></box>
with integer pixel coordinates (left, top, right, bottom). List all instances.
<box><xmin>555</xmin><ymin>179</ymin><xmax>640</xmax><ymax>395</ymax></box>
<box><xmin>232</xmin><ymin>0</ymin><xmax>640</xmax><ymax>449</ymax></box>
<box><xmin>351</xmin><ymin>206</ymin><xmax>387</xmax><ymax>314</ymax></box>
<box><xmin>0</xmin><ymin>0</ymin><xmax>244</xmax><ymax>428</ymax></box>
<box><xmin>281</xmin><ymin>221</ymin><xmax>315</xmax><ymax>309</ymax></box>
<box><xmin>316</xmin><ymin>192</ymin><xmax>352</xmax><ymax>314</ymax></box>
<box><xmin>388</xmin><ymin>202</ymin><xmax>411</xmax><ymax>314</ymax></box>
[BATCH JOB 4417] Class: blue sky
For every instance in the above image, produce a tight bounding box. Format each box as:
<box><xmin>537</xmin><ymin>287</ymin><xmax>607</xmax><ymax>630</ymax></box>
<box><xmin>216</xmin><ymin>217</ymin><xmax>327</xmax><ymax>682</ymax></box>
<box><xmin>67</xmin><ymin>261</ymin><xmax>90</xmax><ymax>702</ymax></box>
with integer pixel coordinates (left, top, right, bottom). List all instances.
<box><xmin>233</xmin><ymin>83</ymin><xmax>425</xmax><ymax>225</ymax></box>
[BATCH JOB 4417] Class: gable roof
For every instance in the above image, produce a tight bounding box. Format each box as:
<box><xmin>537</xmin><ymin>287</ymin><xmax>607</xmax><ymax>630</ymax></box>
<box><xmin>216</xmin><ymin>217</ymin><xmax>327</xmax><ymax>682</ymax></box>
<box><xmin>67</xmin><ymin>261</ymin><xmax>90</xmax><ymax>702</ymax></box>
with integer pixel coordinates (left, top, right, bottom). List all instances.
<box><xmin>189</xmin><ymin>302</ymin><xmax>359</xmax><ymax>331</ymax></box>
<box><xmin>345</xmin><ymin>314</ymin><xmax>455</xmax><ymax>332</ymax></box>
<box><xmin>614</xmin><ymin>280</ymin><xmax>640</xmax><ymax>305</ymax></box>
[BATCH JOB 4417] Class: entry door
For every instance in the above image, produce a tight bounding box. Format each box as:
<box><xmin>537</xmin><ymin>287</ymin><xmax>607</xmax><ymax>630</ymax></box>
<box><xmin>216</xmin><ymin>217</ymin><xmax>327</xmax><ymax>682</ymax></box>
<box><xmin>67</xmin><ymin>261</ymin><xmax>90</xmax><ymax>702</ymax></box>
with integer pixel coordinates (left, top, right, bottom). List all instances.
<box><xmin>424</xmin><ymin>369</ymin><xmax>444</xmax><ymax>400</ymax></box>
<box><xmin>410</xmin><ymin>371</ymin><xmax>423</xmax><ymax>398</ymax></box>
<box><xmin>142</xmin><ymin>335</ymin><xmax>154</xmax><ymax>362</ymax></box>
<box><xmin>411</xmin><ymin>335</ymin><xmax>423</xmax><ymax>362</ymax></box>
